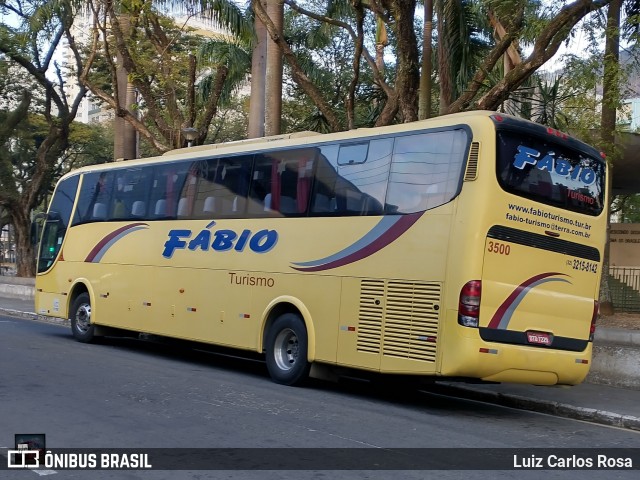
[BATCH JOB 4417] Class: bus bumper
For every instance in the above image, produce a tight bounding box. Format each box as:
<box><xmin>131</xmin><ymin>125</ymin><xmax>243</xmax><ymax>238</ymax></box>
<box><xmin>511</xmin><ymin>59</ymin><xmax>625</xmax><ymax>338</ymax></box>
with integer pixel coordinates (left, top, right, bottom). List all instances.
<box><xmin>440</xmin><ymin>328</ymin><xmax>593</xmax><ymax>386</ymax></box>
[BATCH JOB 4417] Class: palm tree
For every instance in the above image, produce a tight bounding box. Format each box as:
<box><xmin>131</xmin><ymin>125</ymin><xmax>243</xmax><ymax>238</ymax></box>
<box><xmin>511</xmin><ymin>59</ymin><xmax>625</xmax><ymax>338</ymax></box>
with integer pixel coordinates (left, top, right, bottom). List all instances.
<box><xmin>83</xmin><ymin>0</ymin><xmax>253</xmax><ymax>151</ymax></box>
<box><xmin>418</xmin><ymin>0</ymin><xmax>433</xmax><ymax>120</ymax></box>
<box><xmin>600</xmin><ymin>0</ymin><xmax>622</xmax><ymax>315</ymax></box>
<box><xmin>435</xmin><ymin>0</ymin><xmax>490</xmax><ymax>114</ymax></box>
<box><xmin>265</xmin><ymin>0</ymin><xmax>284</xmax><ymax>136</ymax></box>
<box><xmin>249</xmin><ymin>0</ymin><xmax>267</xmax><ymax>138</ymax></box>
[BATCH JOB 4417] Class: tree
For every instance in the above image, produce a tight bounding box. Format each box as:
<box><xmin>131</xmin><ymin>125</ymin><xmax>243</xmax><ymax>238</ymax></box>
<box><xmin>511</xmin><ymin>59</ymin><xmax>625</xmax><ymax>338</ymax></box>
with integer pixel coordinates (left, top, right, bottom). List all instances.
<box><xmin>0</xmin><ymin>0</ymin><xmax>87</xmax><ymax>276</ymax></box>
<box><xmin>598</xmin><ymin>0</ymin><xmax>622</xmax><ymax>315</ymax></box>
<box><xmin>612</xmin><ymin>194</ymin><xmax>640</xmax><ymax>222</ymax></box>
<box><xmin>265</xmin><ymin>0</ymin><xmax>285</xmax><ymax>135</ymax></box>
<box><xmin>418</xmin><ymin>0</ymin><xmax>433</xmax><ymax>120</ymax></box>
<box><xmin>81</xmin><ymin>0</ymin><xmax>253</xmax><ymax>153</ymax></box>
<box><xmin>252</xmin><ymin>0</ymin><xmax>614</xmax><ymax>133</ymax></box>
<box><xmin>436</xmin><ymin>0</ymin><xmax>492</xmax><ymax>114</ymax></box>
<box><xmin>3</xmin><ymin>112</ymin><xmax>113</xmax><ymax>212</ymax></box>
<box><xmin>249</xmin><ymin>0</ymin><xmax>268</xmax><ymax>138</ymax></box>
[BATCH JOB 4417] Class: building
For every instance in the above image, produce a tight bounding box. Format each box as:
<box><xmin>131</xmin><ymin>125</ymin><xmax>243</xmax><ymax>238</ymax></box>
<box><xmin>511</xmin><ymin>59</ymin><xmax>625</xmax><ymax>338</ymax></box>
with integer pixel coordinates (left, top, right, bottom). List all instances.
<box><xmin>0</xmin><ymin>224</ymin><xmax>16</xmax><ymax>275</ymax></box>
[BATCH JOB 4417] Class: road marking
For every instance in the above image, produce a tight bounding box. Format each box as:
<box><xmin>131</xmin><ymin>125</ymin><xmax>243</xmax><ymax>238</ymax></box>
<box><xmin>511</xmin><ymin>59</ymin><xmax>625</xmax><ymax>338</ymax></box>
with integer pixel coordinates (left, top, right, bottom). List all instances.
<box><xmin>32</xmin><ymin>469</ymin><xmax>57</xmax><ymax>476</ymax></box>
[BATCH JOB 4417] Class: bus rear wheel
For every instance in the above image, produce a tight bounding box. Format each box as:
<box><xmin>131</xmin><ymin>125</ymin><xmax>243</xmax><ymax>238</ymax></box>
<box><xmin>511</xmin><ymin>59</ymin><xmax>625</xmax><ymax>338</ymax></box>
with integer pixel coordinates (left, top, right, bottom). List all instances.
<box><xmin>266</xmin><ymin>313</ymin><xmax>311</xmax><ymax>386</ymax></box>
<box><xmin>70</xmin><ymin>292</ymin><xmax>95</xmax><ymax>343</ymax></box>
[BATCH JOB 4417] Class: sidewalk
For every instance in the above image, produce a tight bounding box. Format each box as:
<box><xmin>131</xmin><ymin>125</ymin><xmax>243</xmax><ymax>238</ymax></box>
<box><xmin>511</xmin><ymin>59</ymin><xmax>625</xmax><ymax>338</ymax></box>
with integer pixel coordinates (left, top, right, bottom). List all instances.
<box><xmin>0</xmin><ymin>291</ymin><xmax>638</xmax><ymax>431</ymax></box>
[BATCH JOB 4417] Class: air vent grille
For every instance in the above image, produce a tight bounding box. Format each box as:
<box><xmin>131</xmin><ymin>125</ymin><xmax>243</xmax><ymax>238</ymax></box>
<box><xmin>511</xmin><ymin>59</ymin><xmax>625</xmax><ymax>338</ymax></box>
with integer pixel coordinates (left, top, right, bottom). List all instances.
<box><xmin>357</xmin><ymin>279</ymin><xmax>385</xmax><ymax>353</ymax></box>
<box><xmin>464</xmin><ymin>142</ymin><xmax>479</xmax><ymax>181</ymax></box>
<box><xmin>357</xmin><ymin>279</ymin><xmax>441</xmax><ymax>362</ymax></box>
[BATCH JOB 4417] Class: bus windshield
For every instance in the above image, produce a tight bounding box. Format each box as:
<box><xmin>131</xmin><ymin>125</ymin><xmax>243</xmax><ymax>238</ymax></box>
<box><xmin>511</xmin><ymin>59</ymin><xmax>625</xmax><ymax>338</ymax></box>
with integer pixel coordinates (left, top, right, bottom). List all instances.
<box><xmin>37</xmin><ymin>175</ymin><xmax>79</xmax><ymax>273</ymax></box>
<box><xmin>496</xmin><ymin>130</ymin><xmax>605</xmax><ymax>216</ymax></box>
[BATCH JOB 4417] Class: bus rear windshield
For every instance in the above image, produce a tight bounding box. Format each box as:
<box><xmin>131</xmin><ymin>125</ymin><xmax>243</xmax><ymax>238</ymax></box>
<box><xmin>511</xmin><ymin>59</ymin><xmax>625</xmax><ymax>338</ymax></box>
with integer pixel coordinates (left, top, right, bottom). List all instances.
<box><xmin>496</xmin><ymin>131</ymin><xmax>605</xmax><ymax>216</ymax></box>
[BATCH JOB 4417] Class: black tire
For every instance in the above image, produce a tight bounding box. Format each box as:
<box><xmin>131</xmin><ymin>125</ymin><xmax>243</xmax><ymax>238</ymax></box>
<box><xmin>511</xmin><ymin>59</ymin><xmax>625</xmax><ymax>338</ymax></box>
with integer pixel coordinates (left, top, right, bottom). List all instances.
<box><xmin>69</xmin><ymin>292</ymin><xmax>95</xmax><ymax>343</ymax></box>
<box><xmin>265</xmin><ymin>313</ymin><xmax>311</xmax><ymax>386</ymax></box>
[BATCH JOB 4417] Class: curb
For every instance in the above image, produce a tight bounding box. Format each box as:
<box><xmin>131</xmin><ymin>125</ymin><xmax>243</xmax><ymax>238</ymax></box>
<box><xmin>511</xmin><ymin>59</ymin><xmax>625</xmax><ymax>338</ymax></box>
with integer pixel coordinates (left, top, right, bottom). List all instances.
<box><xmin>0</xmin><ymin>307</ymin><xmax>67</xmax><ymax>326</ymax></box>
<box><xmin>3</xmin><ymin>305</ymin><xmax>640</xmax><ymax>432</ymax></box>
<box><xmin>0</xmin><ymin>285</ymin><xmax>34</xmax><ymax>299</ymax></box>
<box><xmin>427</xmin><ymin>383</ymin><xmax>640</xmax><ymax>432</ymax></box>
<box><xmin>595</xmin><ymin>328</ymin><xmax>640</xmax><ymax>347</ymax></box>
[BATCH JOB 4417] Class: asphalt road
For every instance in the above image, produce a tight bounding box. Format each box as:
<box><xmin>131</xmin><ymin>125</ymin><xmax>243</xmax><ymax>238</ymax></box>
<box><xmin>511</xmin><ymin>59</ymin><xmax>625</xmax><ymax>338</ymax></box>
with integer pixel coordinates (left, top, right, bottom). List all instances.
<box><xmin>0</xmin><ymin>314</ymin><xmax>638</xmax><ymax>480</ymax></box>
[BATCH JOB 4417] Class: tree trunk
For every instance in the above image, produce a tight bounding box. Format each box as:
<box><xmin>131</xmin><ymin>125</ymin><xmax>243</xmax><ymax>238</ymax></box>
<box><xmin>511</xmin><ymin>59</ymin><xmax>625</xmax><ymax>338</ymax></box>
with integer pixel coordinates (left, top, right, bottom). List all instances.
<box><xmin>249</xmin><ymin>0</ymin><xmax>268</xmax><ymax>138</ymax></box>
<box><xmin>253</xmin><ymin>0</ymin><xmax>343</xmax><ymax>132</ymax></box>
<box><xmin>374</xmin><ymin>14</ymin><xmax>387</xmax><ymax>74</ymax></box>
<box><xmin>13</xmin><ymin>206</ymin><xmax>35</xmax><ymax>277</ymax></box>
<box><xmin>437</xmin><ymin>3</ymin><xmax>453</xmax><ymax>114</ymax></box>
<box><xmin>599</xmin><ymin>0</ymin><xmax>622</xmax><ymax>316</ymax></box>
<box><xmin>390</xmin><ymin>0</ymin><xmax>419</xmax><ymax>122</ymax></box>
<box><xmin>265</xmin><ymin>0</ymin><xmax>284</xmax><ymax>136</ymax></box>
<box><xmin>114</xmin><ymin>14</ymin><xmax>137</xmax><ymax>160</ymax></box>
<box><xmin>418</xmin><ymin>0</ymin><xmax>433</xmax><ymax>120</ymax></box>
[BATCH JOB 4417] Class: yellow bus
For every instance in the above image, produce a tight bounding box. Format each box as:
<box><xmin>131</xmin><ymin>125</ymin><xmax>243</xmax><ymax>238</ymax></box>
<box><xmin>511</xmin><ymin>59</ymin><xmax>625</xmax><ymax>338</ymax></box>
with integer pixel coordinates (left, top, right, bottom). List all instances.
<box><xmin>34</xmin><ymin>111</ymin><xmax>607</xmax><ymax>386</ymax></box>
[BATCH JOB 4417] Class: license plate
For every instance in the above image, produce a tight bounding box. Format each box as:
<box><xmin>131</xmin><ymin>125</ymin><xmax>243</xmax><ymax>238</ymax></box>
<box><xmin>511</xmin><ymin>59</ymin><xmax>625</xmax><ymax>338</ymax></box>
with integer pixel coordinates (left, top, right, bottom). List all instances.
<box><xmin>526</xmin><ymin>331</ymin><xmax>553</xmax><ymax>345</ymax></box>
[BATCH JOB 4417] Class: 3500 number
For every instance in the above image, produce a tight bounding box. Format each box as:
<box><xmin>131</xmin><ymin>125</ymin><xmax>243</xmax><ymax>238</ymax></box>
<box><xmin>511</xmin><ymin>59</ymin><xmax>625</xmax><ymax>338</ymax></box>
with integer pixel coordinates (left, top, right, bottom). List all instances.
<box><xmin>487</xmin><ymin>241</ymin><xmax>511</xmax><ymax>255</ymax></box>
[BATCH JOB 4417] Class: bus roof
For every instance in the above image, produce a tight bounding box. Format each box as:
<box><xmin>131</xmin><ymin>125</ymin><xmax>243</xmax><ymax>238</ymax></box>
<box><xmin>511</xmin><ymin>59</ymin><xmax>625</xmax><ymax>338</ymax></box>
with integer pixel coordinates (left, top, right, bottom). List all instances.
<box><xmin>61</xmin><ymin>111</ymin><xmax>600</xmax><ymax>179</ymax></box>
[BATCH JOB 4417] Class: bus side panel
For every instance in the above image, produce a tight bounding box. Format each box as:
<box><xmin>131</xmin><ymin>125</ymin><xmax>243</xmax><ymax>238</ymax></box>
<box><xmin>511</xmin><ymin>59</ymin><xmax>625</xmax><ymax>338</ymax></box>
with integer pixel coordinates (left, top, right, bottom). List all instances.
<box><xmin>335</xmin><ymin>213</ymin><xmax>452</xmax><ymax>375</ymax></box>
<box><xmin>252</xmin><ymin>274</ymin><xmax>342</xmax><ymax>363</ymax></box>
<box><xmin>150</xmin><ymin>267</ymin><xmax>230</xmax><ymax>345</ymax></box>
<box><xmin>35</xmin><ymin>269</ymin><xmax>72</xmax><ymax>318</ymax></box>
<box><xmin>92</xmin><ymin>263</ymin><xmax>153</xmax><ymax>332</ymax></box>
<box><xmin>337</xmin><ymin>277</ymin><xmax>382</xmax><ymax>372</ymax></box>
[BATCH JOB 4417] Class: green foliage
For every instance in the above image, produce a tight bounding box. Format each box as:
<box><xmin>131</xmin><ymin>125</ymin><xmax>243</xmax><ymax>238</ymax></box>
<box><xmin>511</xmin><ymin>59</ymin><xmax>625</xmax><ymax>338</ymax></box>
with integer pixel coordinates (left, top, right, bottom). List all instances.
<box><xmin>84</xmin><ymin>1</ymin><xmax>257</xmax><ymax>150</ymax></box>
<box><xmin>0</xmin><ymin>109</ymin><xmax>113</xmax><ymax>201</ymax></box>
<box><xmin>67</xmin><ymin>122</ymin><xmax>114</xmax><ymax>169</ymax></box>
<box><xmin>198</xmin><ymin>38</ymin><xmax>252</xmax><ymax>106</ymax></box>
<box><xmin>612</xmin><ymin>194</ymin><xmax>640</xmax><ymax>222</ymax></box>
<box><xmin>277</xmin><ymin>1</ymin><xmax>384</xmax><ymax>130</ymax></box>
<box><xmin>206</xmin><ymin>97</ymin><xmax>249</xmax><ymax>144</ymax></box>
<box><xmin>438</xmin><ymin>0</ymin><xmax>493</xmax><ymax>100</ymax></box>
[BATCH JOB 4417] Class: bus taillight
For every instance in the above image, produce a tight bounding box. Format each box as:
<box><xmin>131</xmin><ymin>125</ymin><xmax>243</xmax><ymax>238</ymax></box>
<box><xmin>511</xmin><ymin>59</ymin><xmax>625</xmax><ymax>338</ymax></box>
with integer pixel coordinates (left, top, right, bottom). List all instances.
<box><xmin>458</xmin><ymin>280</ymin><xmax>481</xmax><ymax>328</ymax></box>
<box><xmin>589</xmin><ymin>300</ymin><xmax>599</xmax><ymax>341</ymax></box>
<box><xmin>546</xmin><ymin>127</ymin><xmax>569</xmax><ymax>140</ymax></box>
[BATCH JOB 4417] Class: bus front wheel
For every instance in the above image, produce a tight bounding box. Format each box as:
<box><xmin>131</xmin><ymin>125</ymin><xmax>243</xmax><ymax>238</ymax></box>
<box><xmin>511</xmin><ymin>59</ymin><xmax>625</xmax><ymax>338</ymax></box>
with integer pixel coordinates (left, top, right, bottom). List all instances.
<box><xmin>70</xmin><ymin>292</ymin><xmax>95</xmax><ymax>343</ymax></box>
<box><xmin>265</xmin><ymin>313</ymin><xmax>311</xmax><ymax>386</ymax></box>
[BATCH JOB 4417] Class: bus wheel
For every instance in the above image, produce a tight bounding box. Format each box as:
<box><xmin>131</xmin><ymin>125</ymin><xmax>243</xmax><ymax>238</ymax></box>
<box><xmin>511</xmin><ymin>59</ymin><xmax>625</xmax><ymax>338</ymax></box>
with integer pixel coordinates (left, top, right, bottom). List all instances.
<box><xmin>70</xmin><ymin>292</ymin><xmax>95</xmax><ymax>343</ymax></box>
<box><xmin>266</xmin><ymin>313</ymin><xmax>311</xmax><ymax>386</ymax></box>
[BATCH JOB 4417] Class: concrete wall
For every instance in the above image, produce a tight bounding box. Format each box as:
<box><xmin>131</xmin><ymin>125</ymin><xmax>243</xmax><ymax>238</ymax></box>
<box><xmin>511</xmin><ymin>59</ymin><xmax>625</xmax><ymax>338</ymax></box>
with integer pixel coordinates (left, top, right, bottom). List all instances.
<box><xmin>0</xmin><ymin>276</ymin><xmax>35</xmax><ymax>299</ymax></box>
<box><xmin>611</xmin><ymin>223</ymin><xmax>640</xmax><ymax>267</ymax></box>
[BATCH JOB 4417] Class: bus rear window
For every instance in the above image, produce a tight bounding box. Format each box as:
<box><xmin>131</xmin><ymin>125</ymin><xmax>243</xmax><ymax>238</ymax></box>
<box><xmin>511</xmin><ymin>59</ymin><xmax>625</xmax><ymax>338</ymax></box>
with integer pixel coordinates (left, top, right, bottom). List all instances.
<box><xmin>496</xmin><ymin>131</ymin><xmax>605</xmax><ymax>216</ymax></box>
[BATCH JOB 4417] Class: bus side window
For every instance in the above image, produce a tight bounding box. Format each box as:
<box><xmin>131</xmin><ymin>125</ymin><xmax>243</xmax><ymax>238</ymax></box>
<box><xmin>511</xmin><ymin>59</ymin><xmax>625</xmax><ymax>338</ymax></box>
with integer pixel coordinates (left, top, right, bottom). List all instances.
<box><xmin>74</xmin><ymin>172</ymin><xmax>114</xmax><ymax>224</ymax></box>
<box><xmin>386</xmin><ymin>130</ymin><xmax>467</xmax><ymax>214</ymax></box>
<box><xmin>250</xmin><ymin>149</ymin><xmax>314</xmax><ymax>216</ymax></box>
<box><xmin>313</xmin><ymin>139</ymin><xmax>390</xmax><ymax>216</ymax></box>
<box><xmin>224</xmin><ymin>156</ymin><xmax>252</xmax><ymax>216</ymax></box>
<box><xmin>248</xmin><ymin>157</ymin><xmax>271</xmax><ymax>214</ymax></box>
<box><xmin>310</xmin><ymin>149</ymin><xmax>338</xmax><ymax>215</ymax></box>
<box><xmin>111</xmin><ymin>167</ymin><xmax>151</xmax><ymax>220</ymax></box>
<box><xmin>149</xmin><ymin>166</ymin><xmax>166</xmax><ymax>219</ymax></box>
<box><xmin>192</xmin><ymin>159</ymin><xmax>220</xmax><ymax>217</ymax></box>
<box><xmin>149</xmin><ymin>162</ymin><xmax>188</xmax><ymax>219</ymax></box>
<box><xmin>182</xmin><ymin>155</ymin><xmax>253</xmax><ymax>219</ymax></box>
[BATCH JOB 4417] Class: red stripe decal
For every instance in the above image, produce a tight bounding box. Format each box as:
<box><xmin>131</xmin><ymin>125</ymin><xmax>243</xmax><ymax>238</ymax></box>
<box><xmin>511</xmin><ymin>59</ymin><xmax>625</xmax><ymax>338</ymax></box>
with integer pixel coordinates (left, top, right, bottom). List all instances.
<box><xmin>85</xmin><ymin>223</ymin><xmax>147</xmax><ymax>262</ymax></box>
